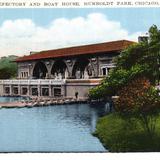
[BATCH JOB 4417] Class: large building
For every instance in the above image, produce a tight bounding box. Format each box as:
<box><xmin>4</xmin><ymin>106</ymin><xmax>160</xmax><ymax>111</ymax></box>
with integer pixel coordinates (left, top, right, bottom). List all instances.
<box><xmin>0</xmin><ymin>40</ymin><xmax>134</xmax><ymax>98</ymax></box>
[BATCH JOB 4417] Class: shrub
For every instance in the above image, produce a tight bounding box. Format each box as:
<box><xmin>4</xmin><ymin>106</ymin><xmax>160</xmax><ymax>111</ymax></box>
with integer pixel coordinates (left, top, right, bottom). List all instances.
<box><xmin>114</xmin><ymin>77</ymin><xmax>160</xmax><ymax>138</ymax></box>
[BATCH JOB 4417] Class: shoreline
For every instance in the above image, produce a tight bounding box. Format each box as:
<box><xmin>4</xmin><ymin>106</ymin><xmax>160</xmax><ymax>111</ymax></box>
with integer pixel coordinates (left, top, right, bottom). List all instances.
<box><xmin>0</xmin><ymin>96</ymin><xmax>112</xmax><ymax>109</ymax></box>
<box><xmin>0</xmin><ymin>96</ymin><xmax>89</xmax><ymax>109</ymax></box>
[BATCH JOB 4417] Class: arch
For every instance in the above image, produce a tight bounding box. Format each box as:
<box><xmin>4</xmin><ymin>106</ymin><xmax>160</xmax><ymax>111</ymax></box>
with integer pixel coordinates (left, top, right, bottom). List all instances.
<box><xmin>72</xmin><ymin>58</ymin><xmax>92</xmax><ymax>79</ymax></box>
<box><xmin>51</xmin><ymin>60</ymin><xmax>68</xmax><ymax>79</ymax></box>
<box><xmin>32</xmin><ymin>61</ymin><xmax>48</xmax><ymax>79</ymax></box>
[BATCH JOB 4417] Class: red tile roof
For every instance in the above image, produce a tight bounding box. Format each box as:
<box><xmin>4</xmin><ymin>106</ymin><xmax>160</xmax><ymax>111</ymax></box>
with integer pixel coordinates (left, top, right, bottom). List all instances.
<box><xmin>16</xmin><ymin>40</ymin><xmax>135</xmax><ymax>62</ymax></box>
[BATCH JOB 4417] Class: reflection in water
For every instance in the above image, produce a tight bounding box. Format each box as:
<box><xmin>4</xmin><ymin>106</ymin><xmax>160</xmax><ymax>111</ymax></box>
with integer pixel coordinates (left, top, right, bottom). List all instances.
<box><xmin>0</xmin><ymin>96</ymin><xmax>30</xmax><ymax>102</ymax></box>
<box><xmin>0</xmin><ymin>97</ymin><xmax>107</xmax><ymax>152</ymax></box>
<box><xmin>90</xmin><ymin>109</ymin><xmax>98</xmax><ymax>132</ymax></box>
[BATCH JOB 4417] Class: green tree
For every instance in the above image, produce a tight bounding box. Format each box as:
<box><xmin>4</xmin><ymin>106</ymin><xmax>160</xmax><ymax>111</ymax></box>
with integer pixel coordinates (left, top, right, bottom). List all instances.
<box><xmin>91</xmin><ymin>25</ymin><xmax>160</xmax><ymax>151</ymax></box>
<box><xmin>115</xmin><ymin>25</ymin><xmax>160</xmax><ymax>84</ymax></box>
<box><xmin>89</xmin><ymin>25</ymin><xmax>160</xmax><ymax>99</ymax></box>
<box><xmin>0</xmin><ymin>55</ymin><xmax>18</xmax><ymax>79</ymax></box>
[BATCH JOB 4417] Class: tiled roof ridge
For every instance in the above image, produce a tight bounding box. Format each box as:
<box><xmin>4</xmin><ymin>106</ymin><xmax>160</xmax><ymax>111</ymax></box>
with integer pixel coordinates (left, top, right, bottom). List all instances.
<box><xmin>16</xmin><ymin>40</ymin><xmax>136</xmax><ymax>62</ymax></box>
<box><xmin>39</xmin><ymin>39</ymin><xmax>134</xmax><ymax>53</ymax></box>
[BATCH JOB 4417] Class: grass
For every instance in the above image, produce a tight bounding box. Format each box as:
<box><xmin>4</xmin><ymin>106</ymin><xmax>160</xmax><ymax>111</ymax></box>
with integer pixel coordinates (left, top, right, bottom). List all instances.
<box><xmin>94</xmin><ymin>113</ymin><xmax>160</xmax><ymax>152</ymax></box>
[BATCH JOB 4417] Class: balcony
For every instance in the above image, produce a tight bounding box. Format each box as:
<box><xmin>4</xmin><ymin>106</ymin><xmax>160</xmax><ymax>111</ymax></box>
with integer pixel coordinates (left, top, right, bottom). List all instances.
<box><xmin>0</xmin><ymin>79</ymin><xmax>66</xmax><ymax>85</ymax></box>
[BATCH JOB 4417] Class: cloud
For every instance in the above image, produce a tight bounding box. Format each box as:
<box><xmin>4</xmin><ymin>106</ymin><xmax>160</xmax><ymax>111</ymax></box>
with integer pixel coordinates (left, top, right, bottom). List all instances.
<box><xmin>0</xmin><ymin>13</ymin><xmax>141</xmax><ymax>57</ymax></box>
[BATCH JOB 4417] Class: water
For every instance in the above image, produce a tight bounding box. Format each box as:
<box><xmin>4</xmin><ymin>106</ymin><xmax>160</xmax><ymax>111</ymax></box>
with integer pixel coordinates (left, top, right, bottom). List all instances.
<box><xmin>0</xmin><ymin>97</ymin><xmax>107</xmax><ymax>152</ymax></box>
<box><xmin>0</xmin><ymin>96</ymin><xmax>30</xmax><ymax>103</ymax></box>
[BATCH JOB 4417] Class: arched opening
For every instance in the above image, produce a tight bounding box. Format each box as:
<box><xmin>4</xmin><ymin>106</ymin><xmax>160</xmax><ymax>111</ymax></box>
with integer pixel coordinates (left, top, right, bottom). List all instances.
<box><xmin>32</xmin><ymin>61</ymin><xmax>48</xmax><ymax>79</ymax></box>
<box><xmin>72</xmin><ymin>58</ymin><xmax>92</xmax><ymax>79</ymax></box>
<box><xmin>51</xmin><ymin>60</ymin><xmax>68</xmax><ymax>79</ymax></box>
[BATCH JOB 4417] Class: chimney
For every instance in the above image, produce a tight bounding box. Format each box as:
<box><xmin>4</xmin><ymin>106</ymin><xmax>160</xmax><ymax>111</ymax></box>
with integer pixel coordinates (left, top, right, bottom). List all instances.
<box><xmin>30</xmin><ymin>51</ymin><xmax>38</xmax><ymax>55</ymax></box>
<box><xmin>138</xmin><ymin>33</ymin><xmax>149</xmax><ymax>43</ymax></box>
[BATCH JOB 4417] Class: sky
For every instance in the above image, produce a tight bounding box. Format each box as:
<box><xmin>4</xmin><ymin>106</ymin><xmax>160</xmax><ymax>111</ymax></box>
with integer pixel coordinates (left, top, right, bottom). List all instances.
<box><xmin>0</xmin><ymin>8</ymin><xmax>160</xmax><ymax>57</ymax></box>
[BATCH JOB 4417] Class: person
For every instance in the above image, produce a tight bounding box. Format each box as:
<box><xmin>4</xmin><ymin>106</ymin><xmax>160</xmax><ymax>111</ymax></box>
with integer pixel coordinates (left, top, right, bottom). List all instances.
<box><xmin>75</xmin><ymin>92</ymin><xmax>78</xmax><ymax>99</ymax></box>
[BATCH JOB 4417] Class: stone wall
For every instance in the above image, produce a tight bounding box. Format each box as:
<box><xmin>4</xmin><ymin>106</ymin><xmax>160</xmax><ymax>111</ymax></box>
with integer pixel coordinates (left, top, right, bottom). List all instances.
<box><xmin>65</xmin><ymin>79</ymin><xmax>101</xmax><ymax>98</ymax></box>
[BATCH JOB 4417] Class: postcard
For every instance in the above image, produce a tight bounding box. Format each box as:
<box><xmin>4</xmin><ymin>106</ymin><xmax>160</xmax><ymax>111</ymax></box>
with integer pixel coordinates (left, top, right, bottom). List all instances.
<box><xmin>0</xmin><ymin>0</ymin><xmax>160</xmax><ymax>159</ymax></box>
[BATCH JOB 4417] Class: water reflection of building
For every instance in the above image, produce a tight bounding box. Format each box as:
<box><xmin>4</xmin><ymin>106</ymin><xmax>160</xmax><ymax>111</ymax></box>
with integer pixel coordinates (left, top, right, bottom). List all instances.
<box><xmin>0</xmin><ymin>40</ymin><xmax>134</xmax><ymax>98</ymax></box>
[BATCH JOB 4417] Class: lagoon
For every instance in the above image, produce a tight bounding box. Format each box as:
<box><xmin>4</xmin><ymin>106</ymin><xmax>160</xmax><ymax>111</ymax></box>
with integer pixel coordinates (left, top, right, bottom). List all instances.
<box><xmin>0</xmin><ymin>97</ymin><xmax>107</xmax><ymax>152</ymax></box>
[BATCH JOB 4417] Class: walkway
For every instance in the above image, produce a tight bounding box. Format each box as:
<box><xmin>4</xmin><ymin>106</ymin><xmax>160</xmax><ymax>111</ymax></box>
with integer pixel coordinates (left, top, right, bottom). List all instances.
<box><xmin>0</xmin><ymin>97</ymin><xmax>88</xmax><ymax>108</ymax></box>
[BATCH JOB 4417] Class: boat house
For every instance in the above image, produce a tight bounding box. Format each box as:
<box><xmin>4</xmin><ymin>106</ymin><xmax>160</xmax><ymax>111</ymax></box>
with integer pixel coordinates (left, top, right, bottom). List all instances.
<box><xmin>0</xmin><ymin>40</ymin><xmax>134</xmax><ymax>98</ymax></box>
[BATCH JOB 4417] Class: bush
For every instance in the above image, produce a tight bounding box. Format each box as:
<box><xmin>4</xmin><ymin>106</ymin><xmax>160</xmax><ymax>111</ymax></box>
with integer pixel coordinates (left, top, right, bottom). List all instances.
<box><xmin>89</xmin><ymin>64</ymin><xmax>149</xmax><ymax>99</ymax></box>
<box><xmin>114</xmin><ymin>77</ymin><xmax>160</xmax><ymax>139</ymax></box>
<box><xmin>114</xmin><ymin>77</ymin><xmax>151</xmax><ymax>113</ymax></box>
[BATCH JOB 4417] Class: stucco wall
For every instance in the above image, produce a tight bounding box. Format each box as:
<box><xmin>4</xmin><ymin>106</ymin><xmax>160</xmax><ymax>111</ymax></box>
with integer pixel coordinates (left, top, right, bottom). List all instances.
<box><xmin>65</xmin><ymin>83</ymin><xmax>98</xmax><ymax>98</ymax></box>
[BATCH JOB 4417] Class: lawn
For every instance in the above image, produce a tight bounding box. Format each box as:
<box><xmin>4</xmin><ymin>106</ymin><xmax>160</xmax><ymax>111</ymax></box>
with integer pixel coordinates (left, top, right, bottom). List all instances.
<box><xmin>94</xmin><ymin>113</ymin><xmax>160</xmax><ymax>152</ymax></box>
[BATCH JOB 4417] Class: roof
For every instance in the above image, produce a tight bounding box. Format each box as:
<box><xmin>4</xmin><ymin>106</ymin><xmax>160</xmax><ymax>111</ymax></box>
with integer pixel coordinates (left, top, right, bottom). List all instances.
<box><xmin>15</xmin><ymin>40</ymin><xmax>135</xmax><ymax>62</ymax></box>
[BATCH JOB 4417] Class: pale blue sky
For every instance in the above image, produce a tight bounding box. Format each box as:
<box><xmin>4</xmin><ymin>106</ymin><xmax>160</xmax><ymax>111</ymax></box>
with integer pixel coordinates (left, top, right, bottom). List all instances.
<box><xmin>0</xmin><ymin>8</ymin><xmax>160</xmax><ymax>34</ymax></box>
<box><xmin>0</xmin><ymin>8</ymin><xmax>159</xmax><ymax>57</ymax></box>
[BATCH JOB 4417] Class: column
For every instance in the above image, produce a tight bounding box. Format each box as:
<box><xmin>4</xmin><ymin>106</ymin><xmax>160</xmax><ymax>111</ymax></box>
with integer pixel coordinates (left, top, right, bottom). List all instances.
<box><xmin>49</xmin><ymin>85</ymin><xmax>52</xmax><ymax>97</ymax></box>
<box><xmin>27</xmin><ymin>86</ymin><xmax>30</xmax><ymax>96</ymax></box>
<box><xmin>10</xmin><ymin>85</ymin><xmax>13</xmax><ymax>96</ymax></box>
<box><xmin>90</xmin><ymin>58</ymin><xmax>99</xmax><ymax>78</ymax></box>
<box><xmin>65</xmin><ymin>59</ymin><xmax>76</xmax><ymax>79</ymax></box>
<box><xmin>38</xmin><ymin>85</ymin><xmax>40</xmax><ymax>96</ymax></box>
<box><xmin>18</xmin><ymin>85</ymin><xmax>21</xmax><ymax>96</ymax></box>
<box><xmin>61</xmin><ymin>85</ymin><xmax>64</xmax><ymax>97</ymax></box>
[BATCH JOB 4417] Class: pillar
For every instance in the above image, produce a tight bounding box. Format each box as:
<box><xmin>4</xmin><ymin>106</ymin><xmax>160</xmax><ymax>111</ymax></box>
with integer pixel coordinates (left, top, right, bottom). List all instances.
<box><xmin>49</xmin><ymin>85</ymin><xmax>52</xmax><ymax>97</ymax></box>
<box><xmin>61</xmin><ymin>85</ymin><xmax>65</xmax><ymax>97</ymax></box>
<box><xmin>44</xmin><ymin>60</ymin><xmax>54</xmax><ymax>79</ymax></box>
<box><xmin>27</xmin><ymin>86</ymin><xmax>30</xmax><ymax>96</ymax></box>
<box><xmin>64</xmin><ymin>59</ymin><xmax>76</xmax><ymax>78</ymax></box>
<box><xmin>18</xmin><ymin>85</ymin><xmax>20</xmax><ymax>96</ymax></box>
<box><xmin>38</xmin><ymin>85</ymin><xmax>40</xmax><ymax>96</ymax></box>
<box><xmin>90</xmin><ymin>57</ymin><xmax>99</xmax><ymax>78</ymax></box>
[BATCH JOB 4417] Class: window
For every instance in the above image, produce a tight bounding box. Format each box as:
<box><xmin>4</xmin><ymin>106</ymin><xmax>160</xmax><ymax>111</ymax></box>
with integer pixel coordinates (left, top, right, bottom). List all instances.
<box><xmin>32</xmin><ymin>88</ymin><xmax>38</xmax><ymax>96</ymax></box>
<box><xmin>101</xmin><ymin>67</ymin><xmax>108</xmax><ymax>76</ymax></box>
<box><xmin>102</xmin><ymin>68</ymin><xmax>107</xmax><ymax>75</ymax></box>
<box><xmin>5</xmin><ymin>87</ymin><xmax>10</xmax><ymax>94</ymax></box>
<box><xmin>21</xmin><ymin>72</ymin><xmax>23</xmax><ymax>78</ymax></box>
<box><xmin>42</xmin><ymin>88</ymin><xmax>49</xmax><ymax>96</ymax></box>
<box><xmin>21</xmin><ymin>72</ymin><xmax>28</xmax><ymax>78</ymax></box>
<box><xmin>54</xmin><ymin>88</ymin><xmax>61</xmax><ymax>97</ymax></box>
<box><xmin>13</xmin><ymin>87</ymin><xmax>18</xmax><ymax>95</ymax></box>
<box><xmin>22</xmin><ymin>88</ymin><xmax>28</xmax><ymax>95</ymax></box>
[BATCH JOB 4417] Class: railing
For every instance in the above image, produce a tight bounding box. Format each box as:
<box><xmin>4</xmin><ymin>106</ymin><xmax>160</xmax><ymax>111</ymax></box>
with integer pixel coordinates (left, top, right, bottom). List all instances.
<box><xmin>0</xmin><ymin>79</ymin><xmax>66</xmax><ymax>85</ymax></box>
<box><xmin>0</xmin><ymin>78</ymin><xmax>103</xmax><ymax>86</ymax></box>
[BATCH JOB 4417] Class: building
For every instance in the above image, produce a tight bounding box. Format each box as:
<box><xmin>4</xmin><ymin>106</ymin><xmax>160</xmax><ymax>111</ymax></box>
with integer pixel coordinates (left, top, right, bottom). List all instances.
<box><xmin>0</xmin><ymin>40</ymin><xmax>135</xmax><ymax>98</ymax></box>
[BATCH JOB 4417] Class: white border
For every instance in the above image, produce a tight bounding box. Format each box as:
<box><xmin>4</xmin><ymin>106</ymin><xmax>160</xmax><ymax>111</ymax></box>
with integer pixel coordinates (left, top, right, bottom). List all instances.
<box><xmin>0</xmin><ymin>1</ymin><xmax>160</xmax><ymax>159</ymax></box>
<box><xmin>1</xmin><ymin>153</ymin><xmax>160</xmax><ymax>160</ymax></box>
<box><xmin>0</xmin><ymin>0</ymin><xmax>160</xmax><ymax>8</ymax></box>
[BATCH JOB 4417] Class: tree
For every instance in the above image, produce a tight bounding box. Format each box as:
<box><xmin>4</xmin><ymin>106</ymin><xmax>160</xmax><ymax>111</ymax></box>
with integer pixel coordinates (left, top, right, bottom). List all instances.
<box><xmin>91</xmin><ymin>25</ymin><xmax>160</xmax><ymax>151</ymax></box>
<box><xmin>114</xmin><ymin>77</ymin><xmax>160</xmax><ymax>139</ymax></box>
<box><xmin>89</xmin><ymin>64</ymin><xmax>149</xmax><ymax>99</ymax></box>
<box><xmin>0</xmin><ymin>55</ymin><xmax>18</xmax><ymax>79</ymax></box>
<box><xmin>89</xmin><ymin>25</ymin><xmax>160</xmax><ymax>100</ymax></box>
<box><xmin>115</xmin><ymin>25</ymin><xmax>160</xmax><ymax>85</ymax></box>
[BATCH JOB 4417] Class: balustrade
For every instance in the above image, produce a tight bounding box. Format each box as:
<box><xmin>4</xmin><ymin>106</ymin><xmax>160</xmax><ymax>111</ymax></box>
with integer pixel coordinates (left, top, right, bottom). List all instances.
<box><xmin>0</xmin><ymin>79</ymin><xmax>66</xmax><ymax>85</ymax></box>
